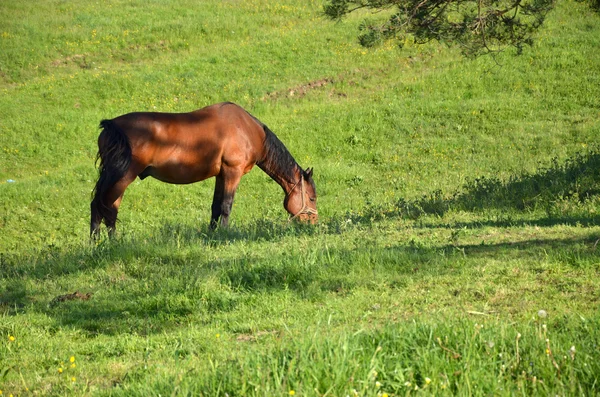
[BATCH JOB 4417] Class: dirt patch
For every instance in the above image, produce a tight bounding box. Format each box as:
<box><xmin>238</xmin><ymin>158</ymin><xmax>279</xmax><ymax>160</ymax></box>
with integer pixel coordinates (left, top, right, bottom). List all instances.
<box><xmin>51</xmin><ymin>54</ymin><xmax>90</xmax><ymax>69</ymax></box>
<box><xmin>262</xmin><ymin>78</ymin><xmax>334</xmax><ymax>100</ymax></box>
<box><xmin>50</xmin><ymin>291</ymin><xmax>93</xmax><ymax>306</ymax></box>
<box><xmin>261</xmin><ymin>69</ymin><xmax>380</xmax><ymax>101</ymax></box>
<box><xmin>236</xmin><ymin>330</ymin><xmax>279</xmax><ymax>342</ymax></box>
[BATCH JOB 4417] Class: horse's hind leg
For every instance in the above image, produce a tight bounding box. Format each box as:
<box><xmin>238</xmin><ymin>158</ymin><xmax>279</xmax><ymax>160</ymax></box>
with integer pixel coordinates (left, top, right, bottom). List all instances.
<box><xmin>90</xmin><ymin>201</ymin><xmax>103</xmax><ymax>239</ymax></box>
<box><xmin>103</xmin><ymin>173</ymin><xmax>138</xmax><ymax>238</ymax></box>
<box><xmin>104</xmin><ymin>195</ymin><xmax>124</xmax><ymax>238</ymax></box>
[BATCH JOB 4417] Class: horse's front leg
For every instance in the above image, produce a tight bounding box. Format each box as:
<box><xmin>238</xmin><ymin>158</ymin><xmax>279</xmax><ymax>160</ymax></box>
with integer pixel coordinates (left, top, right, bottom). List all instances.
<box><xmin>210</xmin><ymin>175</ymin><xmax>225</xmax><ymax>230</ymax></box>
<box><xmin>210</xmin><ymin>168</ymin><xmax>242</xmax><ymax>229</ymax></box>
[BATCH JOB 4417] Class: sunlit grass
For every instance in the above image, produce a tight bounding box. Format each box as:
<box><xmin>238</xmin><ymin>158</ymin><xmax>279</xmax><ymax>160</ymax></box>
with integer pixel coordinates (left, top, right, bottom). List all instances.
<box><xmin>1</xmin><ymin>0</ymin><xmax>599</xmax><ymax>395</ymax></box>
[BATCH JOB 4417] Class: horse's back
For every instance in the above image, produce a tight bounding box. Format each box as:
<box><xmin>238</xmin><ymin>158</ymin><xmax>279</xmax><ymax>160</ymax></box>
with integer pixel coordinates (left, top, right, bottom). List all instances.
<box><xmin>107</xmin><ymin>103</ymin><xmax>265</xmax><ymax>183</ymax></box>
<box><xmin>112</xmin><ymin>103</ymin><xmax>257</xmax><ymax>142</ymax></box>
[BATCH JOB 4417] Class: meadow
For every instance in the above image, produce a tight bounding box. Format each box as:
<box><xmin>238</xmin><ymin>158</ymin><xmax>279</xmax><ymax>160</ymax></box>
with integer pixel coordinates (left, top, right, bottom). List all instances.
<box><xmin>1</xmin><ymin>0</ymin><xmax>600</xmax><ymax>395</ymax></box>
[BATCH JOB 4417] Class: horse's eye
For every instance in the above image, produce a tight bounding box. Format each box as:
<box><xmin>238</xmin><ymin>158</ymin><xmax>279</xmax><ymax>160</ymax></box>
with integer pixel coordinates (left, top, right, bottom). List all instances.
<box><xmin>310</xmin><ymin>197</ymin><xmax>316</xmax><ymax>202</ymax></box>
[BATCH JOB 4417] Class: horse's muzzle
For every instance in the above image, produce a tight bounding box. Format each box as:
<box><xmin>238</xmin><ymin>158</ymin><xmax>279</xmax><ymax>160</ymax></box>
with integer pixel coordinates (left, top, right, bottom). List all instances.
<box><xmin>292</xmin><ymin>211</ymin><xmax>318</xmax><ymax>224</ymax></box>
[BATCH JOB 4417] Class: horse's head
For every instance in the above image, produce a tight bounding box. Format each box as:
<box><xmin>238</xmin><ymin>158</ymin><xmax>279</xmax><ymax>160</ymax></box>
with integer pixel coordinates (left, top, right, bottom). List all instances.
<box><xmin>285</xmin><ymin>167</ymin><xmax>318</xmax><ymax>224</ymax></box>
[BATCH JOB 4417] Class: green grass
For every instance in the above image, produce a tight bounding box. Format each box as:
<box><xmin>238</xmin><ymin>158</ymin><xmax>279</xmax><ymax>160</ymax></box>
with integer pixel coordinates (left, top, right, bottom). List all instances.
<box><xmin>1</xmin><ymin>0</ymin><xmax>600</xmax><ymax>395</ymax></box>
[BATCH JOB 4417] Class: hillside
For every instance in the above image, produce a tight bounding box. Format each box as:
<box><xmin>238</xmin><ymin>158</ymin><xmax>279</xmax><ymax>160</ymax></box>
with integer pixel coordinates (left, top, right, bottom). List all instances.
<box><xmin>1</xmin><ymin>0</ymin><xmax>599</xmax><ymax>395</ymax></box>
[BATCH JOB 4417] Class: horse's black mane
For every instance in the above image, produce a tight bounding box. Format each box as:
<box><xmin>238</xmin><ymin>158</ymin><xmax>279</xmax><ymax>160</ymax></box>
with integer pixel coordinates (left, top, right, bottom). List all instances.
<box><xmin>257</xmin><ymin>125</ymin><xmax>299</xmax><ymax>184</ymax></box>
<box><xmin>231</xmin><ymin>103</ymin><xmax>313</xmax><ymax>190</ymax></box>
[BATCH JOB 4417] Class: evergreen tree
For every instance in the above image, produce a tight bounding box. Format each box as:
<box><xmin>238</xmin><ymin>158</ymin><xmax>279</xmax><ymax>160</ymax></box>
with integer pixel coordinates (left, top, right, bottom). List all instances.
<box><xmin>324</xmin><ymin>0</ymin><xmax>556</xmax><ymax>57</ymax></box>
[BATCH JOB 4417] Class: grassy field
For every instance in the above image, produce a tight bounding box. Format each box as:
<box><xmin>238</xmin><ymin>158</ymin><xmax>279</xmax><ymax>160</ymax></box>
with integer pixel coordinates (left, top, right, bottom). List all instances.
<box><xmin>1</xmin><ymin>0</ymin><xmax>600</xmax><ymax>395</ymax></box>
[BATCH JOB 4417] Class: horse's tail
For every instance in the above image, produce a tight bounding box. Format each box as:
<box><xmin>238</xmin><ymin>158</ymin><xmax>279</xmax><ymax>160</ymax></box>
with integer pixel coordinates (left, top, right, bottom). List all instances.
<box><xmin>91</xmin><ymin>119</ymin><xmax>132</xmax><ymax>221</ymax></box>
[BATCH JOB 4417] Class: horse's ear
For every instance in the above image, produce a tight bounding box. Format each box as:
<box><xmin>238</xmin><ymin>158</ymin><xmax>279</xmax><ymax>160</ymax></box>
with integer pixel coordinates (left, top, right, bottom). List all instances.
<box><xmin>306</xmin><ymin>167</ymin><xmax>313</xmax><ymax>178</ymax></box>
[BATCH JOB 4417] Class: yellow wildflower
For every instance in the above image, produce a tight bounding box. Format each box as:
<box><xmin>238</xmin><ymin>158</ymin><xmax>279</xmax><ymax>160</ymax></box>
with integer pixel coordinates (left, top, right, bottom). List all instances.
<box><xmin>8</xmin><ymin>335</ymin><xmax>15</xmax><ymax>342</ymax></box>
<box><xmin>289</xmin><ymin>391</ymin><xmax>295</xmax><ymax>396</ymax></box>
<box><xmin>70</xmin><ymin>356</ymin><xmax>75</xmax><ymax>363</ymax></box>
<box><xmin>58</xmin><ymin>368</ymin><xmax>63</xmax><ymax>373</ymax></box>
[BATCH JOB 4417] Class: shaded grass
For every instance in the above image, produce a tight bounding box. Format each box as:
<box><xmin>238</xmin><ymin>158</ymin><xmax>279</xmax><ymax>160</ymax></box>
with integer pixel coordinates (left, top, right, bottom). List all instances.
<box><xmin>340</xmin><ymin>148</ymin><xmax>600</xmax><ymax>224</ymax></box>
<box><xmin>2</xmin><ymin>220</ymin><xmax>598</xmax><ymax>336</ymax></box>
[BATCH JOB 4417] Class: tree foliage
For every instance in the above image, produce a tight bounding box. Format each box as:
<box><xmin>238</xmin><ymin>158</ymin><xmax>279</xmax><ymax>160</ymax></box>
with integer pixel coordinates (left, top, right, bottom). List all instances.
<box><xmin>324</xmin><ymin>0</ymin><xmax>556</xmax><ymax>57</ymax></box>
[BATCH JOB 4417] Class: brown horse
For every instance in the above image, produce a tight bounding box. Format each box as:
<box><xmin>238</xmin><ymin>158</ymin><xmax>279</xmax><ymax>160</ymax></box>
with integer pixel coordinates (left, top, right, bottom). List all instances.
<box><xmin>91</xmin><ymin>102</ymin><xmax>317</xmax><ymax>238</ymax></box>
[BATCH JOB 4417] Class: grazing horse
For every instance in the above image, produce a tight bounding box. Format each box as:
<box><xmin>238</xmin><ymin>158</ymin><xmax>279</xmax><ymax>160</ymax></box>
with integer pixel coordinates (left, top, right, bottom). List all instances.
<box><xmin>91</xmin><ymin>102</ymin><xmax>317</xmax><ymax>238</ymax></box>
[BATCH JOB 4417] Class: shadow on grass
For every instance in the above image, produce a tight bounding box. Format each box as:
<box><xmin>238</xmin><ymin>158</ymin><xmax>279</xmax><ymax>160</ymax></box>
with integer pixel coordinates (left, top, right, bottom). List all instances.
<box><xmin>0</xmin><ymin>280</ymin><xmax>30</xmax><ymax>312</ymax></box>
<box><xmin>0</xmin><ymin>222</ymin><xmax>322</xmax><ymax>335</ymax></box>
<box><xmin>1</xmin><ymin>149</ymin><xmax>599</xmax><ymax>335</ymax></box>
<box><xmin>416</xmin><ymin>213</ymin><xmax>600</xmax><ymax>230</ymax></box>
<box><xmin>2</xmin><ymin>242</ymin><xmax>449</xmax><ymax>334</ymax></box>
<box><xmin>0</xmin><ymin>218</ymin><xmax>318</xmax><ymax>280</ymax></box>
<box><xmin>2</xmin><ymin>227</ymin><xmax>599</xmax><ymax>336</ymax></box>
<box><xmin>155</xmin><ymin>217</ymin><xmax>321</xmax><ymax>245</ymax></box>
<box><xmin>338</xmin><ymin>149</ymin><xmax>600</xmax><ymax>226</ymax></box>
<box><xmin>453</xmin><ymin>233</ymin><xmax>600</xmax><ymax>257</ymax></box>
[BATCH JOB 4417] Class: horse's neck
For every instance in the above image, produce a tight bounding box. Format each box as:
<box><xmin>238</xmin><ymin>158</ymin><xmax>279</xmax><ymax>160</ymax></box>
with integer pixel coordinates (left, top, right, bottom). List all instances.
<box><xmin>257</xmin><ymin>160</ymin><xmax>300</xmax><ymax>194</ymax></box>
<box><xmin>256</xmin><ymin>126</ymin><xmax>302</xmax><ymax>194</ymax></box>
